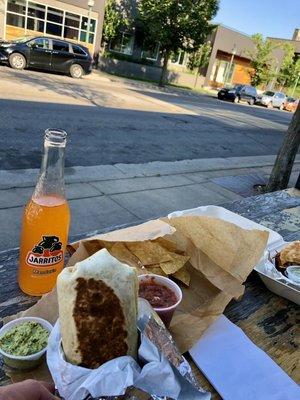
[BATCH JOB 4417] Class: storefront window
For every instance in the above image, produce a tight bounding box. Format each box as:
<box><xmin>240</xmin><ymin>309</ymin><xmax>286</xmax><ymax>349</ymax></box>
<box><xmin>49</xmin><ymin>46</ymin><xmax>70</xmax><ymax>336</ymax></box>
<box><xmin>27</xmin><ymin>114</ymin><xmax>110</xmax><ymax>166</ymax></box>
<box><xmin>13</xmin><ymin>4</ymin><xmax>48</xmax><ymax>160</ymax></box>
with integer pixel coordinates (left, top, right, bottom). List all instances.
<box><xmin>171</xmin><ymin>51</ymin><xmax>186</xmax><ymax>65</ymax></box>
<box><xmin>7</xmin><ymin>0</ymin><xmax>26</xmax><ymax>15</ymax></box>
<box><xmin>212</xmin><ymin>60</ymin><xmax>235</xmax><ymax>84</ymax></box>
<box><xmin>46</xmin><ymin>22</ymin><xmax>62</xmax><ymax>37</ymax></box>
<box><xmin>80</xmin><ymin>31</ymin><xmax>94</xmax><ymax>44</ymax></box>
<box><xmin>64</xmin><ymin>26</ymin><xmax>79</xmax><ymax>41</ymax></box>
<box><xmin>5</xmin><ymin>1</ymin><xmax>97</xmax><ymax>46</ymax></box>
<box><xmin>110</xmin><ymin>32</ymin><xmax>134</xmax><ymax>55</ymax></box>
<box><xmin>27</xmin><ymin>2</ymin><xmax>45</xmax><ymax>19</ymax></box>
<box><xmin>47</xmin><ymin>7</ymin><xmax>63</xmax><ymax>24</ymax></box>
<box><xmin>81</xmin><ymin>17</ymin><xmax>96</xmax><ymax>33</ymax></box>
<box><xmin>6</xmin><ymin>13</ymin><xmax>25</xmax><ymax>27</ymax></box>
<box><xmin>27</xmin><ymin>17</ymin><xmax>44</xmax><ymax>32</ymax></box>
<box><xmin>141</xmin><ymin>42</ymin><xmax>160</xmax><ymax>60</ymax></box>
<box><xmin>65</xmin><ymin>12</ymin><xmax>80</xmax><ymax>29</ymax></box>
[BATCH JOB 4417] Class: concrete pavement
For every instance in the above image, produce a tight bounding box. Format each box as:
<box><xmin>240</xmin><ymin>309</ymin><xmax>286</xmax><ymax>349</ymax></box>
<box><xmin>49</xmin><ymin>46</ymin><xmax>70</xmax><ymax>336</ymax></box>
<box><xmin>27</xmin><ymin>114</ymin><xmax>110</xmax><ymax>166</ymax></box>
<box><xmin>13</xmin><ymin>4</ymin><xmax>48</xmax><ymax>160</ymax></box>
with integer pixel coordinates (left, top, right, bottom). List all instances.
<box><xmin>1</xmin><ymin>154</ymin><xmax>299</xmax><ymax>252</ymax></box>
<box><xmin>0</xmin><ymin>67</ymin><xmax>293</xmax><ymax>169</ymax></box>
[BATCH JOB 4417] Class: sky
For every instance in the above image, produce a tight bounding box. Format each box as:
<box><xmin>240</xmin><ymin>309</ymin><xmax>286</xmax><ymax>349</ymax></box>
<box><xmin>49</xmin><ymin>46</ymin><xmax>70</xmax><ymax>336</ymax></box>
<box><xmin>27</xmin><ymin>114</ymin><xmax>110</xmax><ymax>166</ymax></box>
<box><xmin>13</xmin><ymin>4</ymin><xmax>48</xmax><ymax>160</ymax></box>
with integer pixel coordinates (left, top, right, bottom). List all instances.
<box><xmin>214</xmin><ymin>0</ymin><xmax>300</xmax><ymax>39</ymax></box>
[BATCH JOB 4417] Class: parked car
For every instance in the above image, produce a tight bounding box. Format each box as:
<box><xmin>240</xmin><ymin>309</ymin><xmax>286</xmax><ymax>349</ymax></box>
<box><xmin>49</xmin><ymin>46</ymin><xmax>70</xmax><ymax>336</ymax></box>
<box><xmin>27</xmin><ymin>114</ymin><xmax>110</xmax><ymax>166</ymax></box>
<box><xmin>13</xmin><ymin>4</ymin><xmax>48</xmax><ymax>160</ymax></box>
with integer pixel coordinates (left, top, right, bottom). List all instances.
<box><xmin>284</xmin><ymin>97</ymin><xmax>299</xmax><ymax>112</ymax></box>
<box><xmin>217</xmin><ymin>84</ymin><xmax>257</xmax><ymax>105</ymax></box>
<box><xmin>0</xmin><ymin>36</ymin><xmax>92</xmax><ymax>78</ymax></box>
<box><xmin>256</xmin><ymin>91</ymin><xmax>286</xmax><ymax>110</ymax></box>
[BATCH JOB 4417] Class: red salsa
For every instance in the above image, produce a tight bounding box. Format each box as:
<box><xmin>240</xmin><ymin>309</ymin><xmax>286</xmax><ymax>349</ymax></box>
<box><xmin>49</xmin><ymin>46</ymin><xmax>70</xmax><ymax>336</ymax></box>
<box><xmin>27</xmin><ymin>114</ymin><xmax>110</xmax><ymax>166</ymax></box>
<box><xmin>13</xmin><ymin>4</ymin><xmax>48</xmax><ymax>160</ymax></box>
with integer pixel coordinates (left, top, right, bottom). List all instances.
<box><xmin>139</xmin><ymin>278</ymin><xmax>178</xmax><ymax>308</ymax></box>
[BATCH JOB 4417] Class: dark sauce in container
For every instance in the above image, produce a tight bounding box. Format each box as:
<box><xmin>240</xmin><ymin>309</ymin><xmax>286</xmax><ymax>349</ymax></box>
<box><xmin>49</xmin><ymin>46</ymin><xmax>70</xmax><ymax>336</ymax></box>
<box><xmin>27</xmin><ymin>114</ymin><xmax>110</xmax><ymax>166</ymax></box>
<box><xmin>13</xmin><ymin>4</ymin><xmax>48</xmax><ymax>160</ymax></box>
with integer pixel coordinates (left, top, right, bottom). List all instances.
<box><xmin>139</xmin><ymin>278</ymin><xmax>178</xmax><ymax>309</ymax></box>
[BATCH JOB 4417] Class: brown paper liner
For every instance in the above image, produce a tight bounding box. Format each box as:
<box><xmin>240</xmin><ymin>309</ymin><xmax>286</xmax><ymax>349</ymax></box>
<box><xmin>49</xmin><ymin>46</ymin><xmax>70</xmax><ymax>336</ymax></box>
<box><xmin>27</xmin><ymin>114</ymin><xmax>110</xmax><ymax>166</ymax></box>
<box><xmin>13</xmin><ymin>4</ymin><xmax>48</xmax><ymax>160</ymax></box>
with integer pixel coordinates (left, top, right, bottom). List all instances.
<box><xmin>5</xmin><ymin>215</ymin><xmax>269</xmax><ymax>381</ymax></box>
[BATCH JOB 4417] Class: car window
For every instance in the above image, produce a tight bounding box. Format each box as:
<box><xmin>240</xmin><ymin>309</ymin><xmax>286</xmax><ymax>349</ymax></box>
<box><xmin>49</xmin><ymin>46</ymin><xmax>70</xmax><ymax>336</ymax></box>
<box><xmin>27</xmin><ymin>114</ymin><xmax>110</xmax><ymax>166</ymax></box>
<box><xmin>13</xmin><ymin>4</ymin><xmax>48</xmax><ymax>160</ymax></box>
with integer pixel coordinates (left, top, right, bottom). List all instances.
<box><xmin>52</xmin><ymin>40</ymin><xmax>69</xmax><ymax>52</ymax></box>
<box><xmin>13</xmin><ymin>36</ymin><xmax>35</xmax><ymax>43</ymax></box>
<box><xmin>264</xmin><ymin>91</ymin><xmax>274</xmax><ymax>97</ymax></box>
<box><xmin>72</xmin><ymin>45</ymin><xmax>86</xmax><ymax>55</ymax></box>
<box><xmin>234</xmin><ymin>85</ymin><xmax>243</xmax><ymax>91</ymax></box>
<box><xmin>28</xmin><ymin>38</ymin><xmax>49</xmax><ymax>49</ymax></box>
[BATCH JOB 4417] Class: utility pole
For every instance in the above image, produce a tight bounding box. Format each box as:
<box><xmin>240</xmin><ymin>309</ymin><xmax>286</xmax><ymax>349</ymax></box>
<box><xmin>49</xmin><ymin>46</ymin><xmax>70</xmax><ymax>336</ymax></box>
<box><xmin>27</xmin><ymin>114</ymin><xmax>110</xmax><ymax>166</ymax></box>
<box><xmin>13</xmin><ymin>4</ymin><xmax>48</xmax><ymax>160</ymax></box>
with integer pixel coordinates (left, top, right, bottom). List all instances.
<box><xmin>86</xmin><ymin>0</ymin><xmax>95</xmax><ymax>45</ymax></box>
<box><xmin>291</xmin><ymin>72</ymin><xmax>300</xmax><ymax>97</ymax></box>
<box><xmin>224</xmin><ymin>44</ymin><xmax>237</xmax><ymax>85</ymax></box>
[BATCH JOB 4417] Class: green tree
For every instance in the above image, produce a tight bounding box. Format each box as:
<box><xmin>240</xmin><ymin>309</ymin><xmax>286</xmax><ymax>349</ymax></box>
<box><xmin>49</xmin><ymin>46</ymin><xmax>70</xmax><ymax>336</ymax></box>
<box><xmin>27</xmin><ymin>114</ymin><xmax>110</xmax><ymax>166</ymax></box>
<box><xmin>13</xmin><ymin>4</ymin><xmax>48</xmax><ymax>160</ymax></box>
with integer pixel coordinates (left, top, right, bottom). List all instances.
<box><xmin>102</xmin><ymin>0</ymin><xmax>131</xmax><ymax>47</ymax></box>
<box><xmin>277</xmin><ymin>43</ymin><xmax>300</xmax><ymax>89</ymax></box>
<box><xmin>188</xmin><ymin>42</ymin><xmax>212</xmax><ymax>88</ymax></box>
<box><xmin>247</xmin><ymin>33</ymin><xmax>276</xmax><ymax>87</ymax></box>
<box><xmin>188</xmin><ymin>42</ymin><xmax>212</xmax><ymax>71</ymax></box>
<box><xmin>137</xmin><ymin>0</ymin><xmax>219</xmax><ymax>86</ymax></box>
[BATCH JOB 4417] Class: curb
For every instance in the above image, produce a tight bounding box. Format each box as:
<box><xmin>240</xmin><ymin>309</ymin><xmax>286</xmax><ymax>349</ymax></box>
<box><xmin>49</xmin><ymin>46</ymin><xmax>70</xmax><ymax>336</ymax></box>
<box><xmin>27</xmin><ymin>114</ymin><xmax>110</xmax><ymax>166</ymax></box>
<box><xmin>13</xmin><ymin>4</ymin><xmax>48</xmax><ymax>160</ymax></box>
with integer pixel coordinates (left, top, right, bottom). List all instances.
<box><xmin>1</xmin><ymin>155</ymin><xmax>300</xmax><ymax>190</ymax></box>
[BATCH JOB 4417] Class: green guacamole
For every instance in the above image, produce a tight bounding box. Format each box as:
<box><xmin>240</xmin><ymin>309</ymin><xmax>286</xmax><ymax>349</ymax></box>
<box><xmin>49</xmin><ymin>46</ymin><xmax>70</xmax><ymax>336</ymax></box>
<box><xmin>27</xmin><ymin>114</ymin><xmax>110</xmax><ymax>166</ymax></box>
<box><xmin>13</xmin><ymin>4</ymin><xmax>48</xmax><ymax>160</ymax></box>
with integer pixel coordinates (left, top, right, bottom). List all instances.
<box><xmin>0</xmin><ymin>322</ymin><xmax>49</xmax><ymax>356</ymax></box>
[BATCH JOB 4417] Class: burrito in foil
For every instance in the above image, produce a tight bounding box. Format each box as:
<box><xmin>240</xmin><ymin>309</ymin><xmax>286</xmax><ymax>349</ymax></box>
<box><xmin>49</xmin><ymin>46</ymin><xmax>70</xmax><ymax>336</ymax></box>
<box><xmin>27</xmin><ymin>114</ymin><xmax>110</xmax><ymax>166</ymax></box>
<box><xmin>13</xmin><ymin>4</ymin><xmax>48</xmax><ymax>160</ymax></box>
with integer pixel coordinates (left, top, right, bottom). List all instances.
<box><xmin>57</xmin><ymin>248</ymin><xmax>138</xmax><ymax>369</ymax></box>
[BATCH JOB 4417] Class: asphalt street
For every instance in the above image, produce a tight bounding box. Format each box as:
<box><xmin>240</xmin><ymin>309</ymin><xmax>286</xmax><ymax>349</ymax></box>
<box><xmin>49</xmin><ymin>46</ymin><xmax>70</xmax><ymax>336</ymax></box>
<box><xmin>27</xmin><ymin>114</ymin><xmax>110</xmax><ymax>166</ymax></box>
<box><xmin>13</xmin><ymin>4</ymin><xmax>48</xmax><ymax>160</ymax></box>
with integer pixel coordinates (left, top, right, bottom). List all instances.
<box><xmin>0</xmin><ymin>66</ymin><xmax>293</xmax><ymax>170</ymax></box>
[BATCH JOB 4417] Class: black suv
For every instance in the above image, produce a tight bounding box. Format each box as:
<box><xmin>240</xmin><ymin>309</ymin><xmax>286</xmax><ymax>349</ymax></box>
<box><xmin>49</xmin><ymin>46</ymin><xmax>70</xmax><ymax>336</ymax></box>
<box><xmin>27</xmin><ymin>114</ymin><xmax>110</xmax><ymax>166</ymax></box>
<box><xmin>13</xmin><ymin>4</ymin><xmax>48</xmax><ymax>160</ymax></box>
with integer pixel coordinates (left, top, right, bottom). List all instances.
<box><xmin>0</xmin><ymin>36</ymin><xmax>93</xmax><ymax>78</ymax></box>
<box><xmin>217</xmin><ymin>84</ymin><xmax>257</xmax><ymax>105</ymax></box>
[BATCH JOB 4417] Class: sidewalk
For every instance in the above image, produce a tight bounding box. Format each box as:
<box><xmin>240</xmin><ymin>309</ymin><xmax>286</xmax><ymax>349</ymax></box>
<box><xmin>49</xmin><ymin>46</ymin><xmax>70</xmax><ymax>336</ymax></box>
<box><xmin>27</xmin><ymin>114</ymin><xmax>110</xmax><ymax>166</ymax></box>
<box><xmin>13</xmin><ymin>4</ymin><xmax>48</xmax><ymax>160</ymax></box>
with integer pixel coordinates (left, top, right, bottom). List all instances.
<box><xmin>0</xmin><ymin>154</ymin><xmax>299</xmax><ymax>251</ymax></box>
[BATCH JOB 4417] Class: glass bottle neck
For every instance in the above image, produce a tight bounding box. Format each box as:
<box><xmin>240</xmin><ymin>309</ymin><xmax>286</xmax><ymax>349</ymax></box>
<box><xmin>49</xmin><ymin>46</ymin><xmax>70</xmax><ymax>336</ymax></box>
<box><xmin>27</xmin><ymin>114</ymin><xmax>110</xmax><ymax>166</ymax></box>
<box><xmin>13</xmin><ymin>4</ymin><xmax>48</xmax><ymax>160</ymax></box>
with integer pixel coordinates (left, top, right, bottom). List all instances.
<box><xmin>33</xmin><ymin>130</ymin><xmax>67</xmax><ymax>201</ymax></box>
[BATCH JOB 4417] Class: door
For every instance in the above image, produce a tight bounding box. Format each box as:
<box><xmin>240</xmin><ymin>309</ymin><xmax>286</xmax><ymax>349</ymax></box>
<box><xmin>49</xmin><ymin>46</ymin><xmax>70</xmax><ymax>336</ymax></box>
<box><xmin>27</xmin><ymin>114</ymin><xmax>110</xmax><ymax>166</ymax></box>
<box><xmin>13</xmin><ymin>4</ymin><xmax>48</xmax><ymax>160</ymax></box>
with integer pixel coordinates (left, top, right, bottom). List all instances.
<box><xmin>240</xmin><ymin>87</ymin><xmax>251</xmax><ymax>101</ymax></box>
<box><xmin>273</xmin><ymin>93</ymin><xmax>282</xmax><ymax>107</ymax></box>
<box><xmin>27</xmin><ymin>38</ymin><xmax>51</xmax><ymax>69</ymax></box>
<box><xmin>50</xmin><ymin>40</ymin><xmax>72</xmax><ymax>72</ymax></box>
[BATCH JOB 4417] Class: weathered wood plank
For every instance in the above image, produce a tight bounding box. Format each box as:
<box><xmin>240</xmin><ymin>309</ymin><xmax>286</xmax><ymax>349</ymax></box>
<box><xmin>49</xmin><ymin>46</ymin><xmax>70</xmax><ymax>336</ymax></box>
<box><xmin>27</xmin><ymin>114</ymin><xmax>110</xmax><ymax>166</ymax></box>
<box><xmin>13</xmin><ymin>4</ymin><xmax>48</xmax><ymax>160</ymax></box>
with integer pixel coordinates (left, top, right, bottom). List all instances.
<box><xmin>0</xmin><ymin>190</ymin><xmax>299</xmax><ymax>397</ymax></box>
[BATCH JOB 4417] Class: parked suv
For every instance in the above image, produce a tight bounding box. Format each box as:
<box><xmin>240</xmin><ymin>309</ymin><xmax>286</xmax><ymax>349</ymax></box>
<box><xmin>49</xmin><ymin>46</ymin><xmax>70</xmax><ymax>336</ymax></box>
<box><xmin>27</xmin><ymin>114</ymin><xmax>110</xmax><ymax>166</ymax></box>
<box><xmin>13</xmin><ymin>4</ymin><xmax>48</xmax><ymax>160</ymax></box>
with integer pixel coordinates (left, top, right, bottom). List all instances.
<box><xmin>217</xmin><ymin>84</ymin><xmax>257</xmax><ymax>105</ymax></box>
<box><xmin>0</xmin><ymin>36</ymin><xmax>92</xmax><ymax>78</ymax></box>
<box><xmin>256</xmin><ymin>91</ymin><xmax>286</xmax><ymax>110</ymax></box>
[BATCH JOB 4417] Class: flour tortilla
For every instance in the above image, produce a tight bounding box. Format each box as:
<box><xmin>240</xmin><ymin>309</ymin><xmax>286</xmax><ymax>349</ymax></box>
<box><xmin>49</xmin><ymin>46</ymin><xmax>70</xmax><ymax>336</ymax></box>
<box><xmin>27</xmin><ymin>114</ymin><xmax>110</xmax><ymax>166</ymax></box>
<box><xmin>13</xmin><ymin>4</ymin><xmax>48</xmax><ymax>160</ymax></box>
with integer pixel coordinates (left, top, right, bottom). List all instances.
<box><xmin>279</xmin><ymin>241</ymin><xmax>300</xmax><ymax>266</ymax></box>
<box><xmin>57</xmin><ymin>248</ymin><xmax>138</xmax><ymax>369</ymax></box>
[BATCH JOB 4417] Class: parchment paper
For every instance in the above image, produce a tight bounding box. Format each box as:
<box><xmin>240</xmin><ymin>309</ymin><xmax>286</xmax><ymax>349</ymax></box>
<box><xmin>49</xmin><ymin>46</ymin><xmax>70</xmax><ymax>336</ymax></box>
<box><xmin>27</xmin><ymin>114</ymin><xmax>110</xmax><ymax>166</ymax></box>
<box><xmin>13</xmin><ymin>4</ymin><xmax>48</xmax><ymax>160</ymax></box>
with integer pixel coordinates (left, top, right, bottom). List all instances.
<box><xmin>7</xmin><ymin>215</ymin><xmax>269</xmax><ymax>354</ymax></box>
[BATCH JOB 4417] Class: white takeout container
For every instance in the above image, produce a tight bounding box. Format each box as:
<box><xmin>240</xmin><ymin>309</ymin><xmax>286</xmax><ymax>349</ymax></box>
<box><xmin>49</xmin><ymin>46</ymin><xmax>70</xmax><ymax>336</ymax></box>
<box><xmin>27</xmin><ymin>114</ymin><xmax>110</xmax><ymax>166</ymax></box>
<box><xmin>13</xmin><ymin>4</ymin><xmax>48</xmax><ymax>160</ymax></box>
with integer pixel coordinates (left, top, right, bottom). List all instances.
<box><xmin>0</xmin><ymin>316</ymin><xmax>53</xmax><ymax>370</ymax></box>
<box><xmin>256</xmin><ymin>242</ymin><xmax>300</xmax><ymax>305</ymax></box>
<box><xmin>168</xmin><ymin>205</ymin><xmax>300</xmax><ymax>305</ymax></box>
<box><xmin>286</xmin><ymin>266</ymin><xmax>300</xmax><ymax>284</ymax></box>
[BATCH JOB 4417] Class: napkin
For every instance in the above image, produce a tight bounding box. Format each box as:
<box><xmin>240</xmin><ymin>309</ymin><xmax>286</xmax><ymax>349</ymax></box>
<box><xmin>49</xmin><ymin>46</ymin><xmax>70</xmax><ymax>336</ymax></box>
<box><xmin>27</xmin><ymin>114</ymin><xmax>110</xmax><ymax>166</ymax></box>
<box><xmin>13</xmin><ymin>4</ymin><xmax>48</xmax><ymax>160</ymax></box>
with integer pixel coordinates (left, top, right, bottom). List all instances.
<box><xmin>189</xmin><ymin>315</ymin><xmax>300</xmax><ymax>400</ymax></box>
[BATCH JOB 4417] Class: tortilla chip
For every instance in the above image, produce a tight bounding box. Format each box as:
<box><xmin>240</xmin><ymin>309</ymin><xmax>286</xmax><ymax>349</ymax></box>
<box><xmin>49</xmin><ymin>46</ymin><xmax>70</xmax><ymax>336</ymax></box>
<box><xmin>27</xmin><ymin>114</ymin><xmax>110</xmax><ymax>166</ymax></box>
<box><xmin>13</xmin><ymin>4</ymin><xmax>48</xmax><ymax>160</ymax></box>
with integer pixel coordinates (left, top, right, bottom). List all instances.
<box><xmin>154</xmin><ymin>237</ymin><xmax>178</xmax><ymax>252</ymax></box>
<box><xmin>145</xmin><ymin>265</ymin><xmax>167</xmax><ymax>277</ymax></box>
<box><xmin>109</xmin><ymin>243</ymin><xmax>143</xmax><ymax>270</ymax></box>
<box><xmin>160</xmin><ymin>254</ymin><xmax>190</xmax><ymax>275</ymax></box>
<box><xmin>126</xmin><ymin>241</ymin><xmax>173</xmax><ymax>265</ymax></box>
<box><xmin>172</xmin><ymin>265</ymin><xmax>191</xmax><ymax>286</ymax></box>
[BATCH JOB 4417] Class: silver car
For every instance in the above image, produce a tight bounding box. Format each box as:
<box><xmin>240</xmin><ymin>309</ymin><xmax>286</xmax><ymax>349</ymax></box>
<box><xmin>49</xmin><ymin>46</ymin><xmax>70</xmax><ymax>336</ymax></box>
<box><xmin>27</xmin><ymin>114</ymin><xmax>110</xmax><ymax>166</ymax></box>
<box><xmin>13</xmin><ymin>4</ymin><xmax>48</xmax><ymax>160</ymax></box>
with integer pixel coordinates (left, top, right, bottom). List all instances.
<box><xmin>257</xmin><ymin>91</ymin><xmax>287</xmax><ymax>110</ymax></box>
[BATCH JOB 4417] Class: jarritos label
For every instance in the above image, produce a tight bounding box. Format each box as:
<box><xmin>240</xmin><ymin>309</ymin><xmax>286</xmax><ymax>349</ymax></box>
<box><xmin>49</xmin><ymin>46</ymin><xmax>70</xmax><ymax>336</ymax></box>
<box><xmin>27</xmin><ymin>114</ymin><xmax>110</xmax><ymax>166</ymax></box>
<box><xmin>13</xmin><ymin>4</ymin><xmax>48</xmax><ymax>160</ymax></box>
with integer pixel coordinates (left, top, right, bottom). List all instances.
<box><xmin>26</xmin><ymin>235</ymin><xmax>63</xmax><ymax>267</ymax></box>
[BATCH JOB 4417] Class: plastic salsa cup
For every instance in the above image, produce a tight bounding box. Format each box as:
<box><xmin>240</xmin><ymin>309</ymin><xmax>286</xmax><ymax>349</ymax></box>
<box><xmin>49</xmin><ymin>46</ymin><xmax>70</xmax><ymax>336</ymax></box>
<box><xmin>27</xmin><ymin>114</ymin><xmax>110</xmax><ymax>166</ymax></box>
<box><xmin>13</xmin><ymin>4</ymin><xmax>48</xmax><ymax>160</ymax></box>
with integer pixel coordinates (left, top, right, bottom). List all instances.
<box><xmin>138</xmin><ymin>274</ymin><xmax>182</xmax><ymax>327</ymax></box>
<box><xmin>0</xmin><ymin>316</ymin><xmax>53</xmax><ymax>370</ymax></box>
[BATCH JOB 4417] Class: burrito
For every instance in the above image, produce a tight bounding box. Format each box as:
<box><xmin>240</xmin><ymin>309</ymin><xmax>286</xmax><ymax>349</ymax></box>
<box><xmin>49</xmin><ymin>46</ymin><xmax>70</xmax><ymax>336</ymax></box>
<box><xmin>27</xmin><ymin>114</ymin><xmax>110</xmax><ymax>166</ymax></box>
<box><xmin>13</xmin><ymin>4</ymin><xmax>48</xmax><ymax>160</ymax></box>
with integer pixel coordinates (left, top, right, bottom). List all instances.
<box><xmin>275</xmin><ymin>241</ymin><xmax>300</xmax><ymax>271</ymax></box>
<box><xmin>57</xmin><ymin>248</ymin><xmax>138</xmax><ymax>369</ymax></box>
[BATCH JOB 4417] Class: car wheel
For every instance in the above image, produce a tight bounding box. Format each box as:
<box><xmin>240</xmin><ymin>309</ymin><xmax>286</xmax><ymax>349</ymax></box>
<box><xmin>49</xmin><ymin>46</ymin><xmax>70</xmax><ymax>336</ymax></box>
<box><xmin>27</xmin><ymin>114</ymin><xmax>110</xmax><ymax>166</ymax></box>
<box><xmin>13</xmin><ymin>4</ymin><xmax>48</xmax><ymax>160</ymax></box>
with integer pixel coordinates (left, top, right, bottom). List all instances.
<box><xmin>9</xmin><ymin>53</ymin><xmax>26</xmax><ymax>70</ymax></box>
<box><xmin>279</xmin><ymin>103</ymin><xmax>284</xmax><ymax>111</ymax></box>
<box><xmin>248</xmin><ymin>98</ymin><xmax>254</xmax><ymax>106</ymax></box>
<box><xmin>233</xmin><ymin>96</ymin><xmax>240</xmax><ymax>103</ymax></box>
<box><xmin>70</xmin><ymin>64</ymin><xmax>84</xmax><ymax>79</ymax></box>
<box><xmin>267</xmin><ymin>102</ymin><xmax>273</xmax><ymax>109</ymax></box>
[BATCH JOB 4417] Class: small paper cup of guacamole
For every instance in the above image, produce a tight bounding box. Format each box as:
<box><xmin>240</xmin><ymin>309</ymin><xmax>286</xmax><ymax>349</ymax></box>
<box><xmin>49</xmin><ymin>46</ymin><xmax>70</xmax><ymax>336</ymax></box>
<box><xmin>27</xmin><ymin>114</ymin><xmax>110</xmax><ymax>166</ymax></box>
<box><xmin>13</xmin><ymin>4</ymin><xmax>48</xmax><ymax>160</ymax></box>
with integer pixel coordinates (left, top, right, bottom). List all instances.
<box><xmin>0</xmin><ymin>317</ymin><xmax>53</xmax><ymax>370</ymax></box>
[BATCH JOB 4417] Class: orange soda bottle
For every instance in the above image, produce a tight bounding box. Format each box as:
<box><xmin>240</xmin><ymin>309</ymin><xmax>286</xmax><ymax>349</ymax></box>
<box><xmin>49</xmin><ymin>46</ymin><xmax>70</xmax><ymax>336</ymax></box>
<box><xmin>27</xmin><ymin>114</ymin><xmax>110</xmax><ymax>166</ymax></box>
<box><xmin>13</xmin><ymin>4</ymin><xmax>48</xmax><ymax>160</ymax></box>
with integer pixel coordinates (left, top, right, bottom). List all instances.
<box><xmin>18</xmin><ymin>129</ymin><xmax>70</xmax><ymax>296</ymax></box>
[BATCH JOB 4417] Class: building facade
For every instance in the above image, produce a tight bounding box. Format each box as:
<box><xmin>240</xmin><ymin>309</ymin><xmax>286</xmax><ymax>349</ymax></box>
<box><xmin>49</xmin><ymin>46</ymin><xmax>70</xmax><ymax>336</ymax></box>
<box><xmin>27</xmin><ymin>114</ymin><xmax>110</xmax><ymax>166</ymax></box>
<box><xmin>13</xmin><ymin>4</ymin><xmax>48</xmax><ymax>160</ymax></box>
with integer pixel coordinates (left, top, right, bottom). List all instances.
<box><xmin>102</xmin><ymin>21</ymin><xmax>300</xmax><ymax>90</ymax></box>
<box><xmin>204</xmin><ymin>25</ymin><xmax>255</xmax><ymax>87</ymax></box>
<box><xmin>0</xmin><ymin>0</ymin><xmax>105</xmax><ymax>54</ymax></box>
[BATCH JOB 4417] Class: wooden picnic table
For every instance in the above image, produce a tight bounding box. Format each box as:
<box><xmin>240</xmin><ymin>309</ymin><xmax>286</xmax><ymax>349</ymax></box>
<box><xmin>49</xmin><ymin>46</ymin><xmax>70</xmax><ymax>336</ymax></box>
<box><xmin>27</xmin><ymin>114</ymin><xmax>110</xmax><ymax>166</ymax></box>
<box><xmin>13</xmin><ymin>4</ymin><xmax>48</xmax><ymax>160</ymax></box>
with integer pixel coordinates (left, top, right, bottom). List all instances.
<box><xmin>0</xmin><ymin>188</ymin><xmax>299</xmax><ymax>398</ymax></box>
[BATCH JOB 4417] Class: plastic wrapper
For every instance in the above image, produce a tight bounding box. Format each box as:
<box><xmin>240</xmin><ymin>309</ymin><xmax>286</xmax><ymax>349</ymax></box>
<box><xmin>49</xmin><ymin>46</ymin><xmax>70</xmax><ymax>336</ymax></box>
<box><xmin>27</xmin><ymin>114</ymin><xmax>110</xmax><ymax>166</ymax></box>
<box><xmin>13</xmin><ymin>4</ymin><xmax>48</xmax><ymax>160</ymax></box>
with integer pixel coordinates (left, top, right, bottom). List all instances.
<box><xmin>47</xmin><ymin>299</ymin><xmax>210</xmax><ymax>400</ymax></box>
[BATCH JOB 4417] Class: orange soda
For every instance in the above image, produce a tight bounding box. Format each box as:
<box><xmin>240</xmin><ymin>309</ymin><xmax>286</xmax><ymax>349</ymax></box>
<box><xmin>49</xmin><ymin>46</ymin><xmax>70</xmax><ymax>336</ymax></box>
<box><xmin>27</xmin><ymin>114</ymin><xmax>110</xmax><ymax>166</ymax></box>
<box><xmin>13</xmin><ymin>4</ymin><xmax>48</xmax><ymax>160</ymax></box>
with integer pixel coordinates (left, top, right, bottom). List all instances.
<box><xmin>18</xmin><ymin>129</ymin><xmax>70</xmax><ymax>296</ymax></box>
